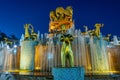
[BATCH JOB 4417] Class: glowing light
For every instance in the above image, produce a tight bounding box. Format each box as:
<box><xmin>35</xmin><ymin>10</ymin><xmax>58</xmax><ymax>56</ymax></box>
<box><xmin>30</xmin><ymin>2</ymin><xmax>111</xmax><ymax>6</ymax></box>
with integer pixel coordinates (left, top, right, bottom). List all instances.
<box><xmin>35</xmin><ymin>67</ymin><xmax>40</xmax><ymax>70</ymax></box>
<box><xmin>7</xmin><ymin>45</ymin><xmax>10</xmax><ymax>49</ymax></box>
<box><xmin>13</xmin><ymin>49</ymin><xmax>17</xmax><ymax>54</ymax></box>
<box><xmin>20</xmin><ymin>55</ymin><xmax>30</xmax><ymax>70</ymax></box>
<box><xmin>14</xmin><ymin>45</ymin><xmax>17</xmax><ymax>48</ymax></box>
<box><xmin>86</xmin><ymin>70</ymin><xmax>120</xmax><ymax>74</ymax></box>
<box><xmin>107</xmin><ymin>45</ymin><xmax>114</xmax><ymax>48</ymax></box>
<box><xmin>48</xmin><ymin>53</ymin><xmax>53</xmax><ymax>59</ymax></box>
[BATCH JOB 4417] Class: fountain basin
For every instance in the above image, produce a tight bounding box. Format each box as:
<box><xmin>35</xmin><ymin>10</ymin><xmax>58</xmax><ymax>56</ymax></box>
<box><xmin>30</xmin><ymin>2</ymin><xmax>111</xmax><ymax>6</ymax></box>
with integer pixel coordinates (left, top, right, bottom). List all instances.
<box><xmin>52</xmin><ymin>67</ymin><xmax>84</xmax><ymax>80</ymax></box>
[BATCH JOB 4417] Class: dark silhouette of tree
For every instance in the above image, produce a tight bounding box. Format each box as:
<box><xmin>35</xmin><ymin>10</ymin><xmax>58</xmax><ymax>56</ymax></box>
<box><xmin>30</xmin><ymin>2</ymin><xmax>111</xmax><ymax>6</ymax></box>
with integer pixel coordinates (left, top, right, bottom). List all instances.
<box><xmin>0</xmin><ymin>31</ymin><xmax>18</xmax><ymax>42</ymax></box>
<box><xmin>10</xmin><ymin>35</ymin><xmax>18</xmax><ymax>40</ymax></box>
<box><xmin>0</xmin><ymin>32</ymin><xmax>7</xmax><ymax>41</ymax></box>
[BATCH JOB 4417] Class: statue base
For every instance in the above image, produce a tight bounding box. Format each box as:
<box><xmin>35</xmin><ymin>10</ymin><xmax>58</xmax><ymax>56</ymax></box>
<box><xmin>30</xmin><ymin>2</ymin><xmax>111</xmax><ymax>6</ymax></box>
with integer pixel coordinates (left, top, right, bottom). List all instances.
<box><xmin>52</xmin><ymin>67</ymin><xmax>84</xmax><ymax>80</ymax></box>
<box><xmin>20</xmin><ymin>41</ymin><xmax>38</xmax><ymax>71</ymax></box>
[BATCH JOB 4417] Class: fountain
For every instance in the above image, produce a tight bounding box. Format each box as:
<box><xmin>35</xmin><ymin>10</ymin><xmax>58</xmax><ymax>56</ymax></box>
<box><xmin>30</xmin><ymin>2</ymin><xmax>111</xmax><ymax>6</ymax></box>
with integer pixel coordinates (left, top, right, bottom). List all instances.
<box><xmin>107</xmin><ymin>35</ymin><xmax>120</xmax><ymax>72</ymax></box>
<box><xmin>20</xmin><ymin>24</ymin><xmax>38</xmax><ymax>71</ymax></box>
<box><xmin>0</xmin><ymin>39</ymin><xmax>19</xmax><ymax>71</ymax></box>
<box><xmin>113</xmin><ymin>35</ymin><xmax>119</xmax><ymax>45</ymax></box>
<box><xmin>0</xmin><ymin>42</ymin><xmax>5</xmax><ymax>70</ymax></box>
<box><xmin>89</xmin><ymin>35</ymin><xmax>109</xmax><ymax>73</ymax></box>
<box><xmin>0</xmin><ymin>6</ymin><xmax>120</xmax><ymax>80</ymax></box>
<box><xmin>3</xmin><ymin>45</ymin><xmax>17</xmax><ymax>70</ymax></box>
<box><xmin>49</xmin><ymin>6</ymin><xmax>84</xmax><ymax>80</ymax></box>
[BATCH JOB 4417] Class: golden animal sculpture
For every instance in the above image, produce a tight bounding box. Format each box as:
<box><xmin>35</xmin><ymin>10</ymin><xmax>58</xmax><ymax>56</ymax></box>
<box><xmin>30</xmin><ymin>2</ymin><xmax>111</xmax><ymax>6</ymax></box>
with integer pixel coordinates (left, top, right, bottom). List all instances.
<box><xmin>89</xmin><ymin>23</ymin><xmax>103</xmax><ymax>39</ymax></box>
<box><xmin>61</xmin><ymin>24</ymin><xmax>67</xmax><ymax>33</ymax></box>
<box><xmin>56</xmin><ymin>7</ymin><xmax>65</xmax><ymax>20</ymax></box>
<box><xmin>104</xmin><ymin>34</ymin><xmax>111</xmax><ymax>41</ymax></box>
<box><xmin>24</xmin><ymin>24</ymin><xmax>31</xmax><ymax>40</ymax></box>
<box><xmin>49</xmin><ymin>6</ymin><xmax>74</xmax><ymax>67</ymax></box>
<box><xmin>50</xmin><ymin>11</ymin><xmax>57</xmax><ymax>21</ymax></box>
<box><xmin>60</xmin><ymin>25</ymin><xmax>74</xmax><ymax>67</ymax></box>
<box><xmin>55</xmin><ymin>6</ymin><xmax>73</xmax><ymax>21</ymax></box>
<box><xmin>24</xmin><ymin>24</ymin><xmax>38</xmax><ymax>40</ymax></box>
<box><xmin>60</xmin><ymin>33</ymin><xmax>74</xmax><ymax>67</ymax></box>
<box><xmin>64</xmin><ymin>6</ymin><xmax>73</xmax><ymax>21</ymax></box>
<box><xmin>49</xmin><ymin>6</ymin><xmax>73</xmax><ymax>22</ymax></box>
<box><xmin>30</xmin><ymin>27</ymin><xmax>38</xmax><ymax>40</ymax></box>
<box><xmin>4</xmin><ymin>38</ymin><xmax>13</xmax><ymax>46</ymax></box>
<box><xmin>94</xmin><ymin>23</ymin><xmax>103</xmax><ymax>38</ymax></box>
<box><xmin>49</xmin><ymin>6</ymin><xmax>73</xmax><ymax>33</ymax></box>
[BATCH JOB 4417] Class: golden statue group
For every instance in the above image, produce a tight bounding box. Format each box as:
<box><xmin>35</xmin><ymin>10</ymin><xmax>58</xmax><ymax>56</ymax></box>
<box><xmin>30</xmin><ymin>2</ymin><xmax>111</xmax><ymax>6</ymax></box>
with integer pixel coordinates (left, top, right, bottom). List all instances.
<box><xmin>49</xmin><ymin>6</ymin><xmax>111</xmax><ymax>68</ymax></box>
<box><xmin>1</xmin><ymin>5</ymin><xmax>116</xmax><ymax>80</ymax></box>
<box><xmin>21</xmin><ymin>6</ymin><xmax>111</xmax><ymax>70</ymax></box>
<box><xmin>49</xmin><ymin>6</ymin><xmax>74</xmax><ymax>67</ymax></box>
<box><xmin>49</xmin><ymin>6</ymin><xmax>73</xmax><ymax>33</ymax></box>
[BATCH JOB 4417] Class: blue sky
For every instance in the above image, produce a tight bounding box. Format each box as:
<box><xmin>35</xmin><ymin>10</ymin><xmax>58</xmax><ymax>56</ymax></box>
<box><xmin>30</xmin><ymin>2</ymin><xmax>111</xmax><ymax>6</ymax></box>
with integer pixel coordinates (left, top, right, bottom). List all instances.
<box><xmin>0</xmin><ymin>0</ymin><xmax>120</xmax><ymax>38</ymax></box>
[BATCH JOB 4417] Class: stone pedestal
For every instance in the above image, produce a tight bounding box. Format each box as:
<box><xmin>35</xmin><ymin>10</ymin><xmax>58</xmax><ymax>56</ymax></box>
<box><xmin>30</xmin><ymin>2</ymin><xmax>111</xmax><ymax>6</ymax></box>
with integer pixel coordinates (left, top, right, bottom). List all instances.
<box><xmin>20</xmin><ymin>41</ymin><xmax>38</xmax><ymax>71</ymax></box>
<box><xmin>52</xmin><ymin>67</ymin><xmax>84</xmax><ymax>80</ymax></box>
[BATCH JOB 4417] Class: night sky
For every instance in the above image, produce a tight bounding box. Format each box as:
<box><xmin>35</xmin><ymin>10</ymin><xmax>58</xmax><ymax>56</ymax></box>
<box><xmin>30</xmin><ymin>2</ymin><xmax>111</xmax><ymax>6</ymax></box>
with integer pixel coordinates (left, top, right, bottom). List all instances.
<box><xmin>0</xmin><ymin>0</ymin><xmax>120</xmax><ymax>38</ymax></box>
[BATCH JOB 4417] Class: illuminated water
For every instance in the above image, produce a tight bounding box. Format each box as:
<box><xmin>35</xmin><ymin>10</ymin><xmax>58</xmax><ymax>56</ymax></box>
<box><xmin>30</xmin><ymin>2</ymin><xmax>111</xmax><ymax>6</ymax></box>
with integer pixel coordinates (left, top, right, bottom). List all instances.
<box><xmin>34</xmin><ymin>32</ymin><xmax>111</xmax><ymax>73</ymax></box>
<box><xmin>0</xmin><ymin>32</ymin><xmax>120</xmax><ymax>75</ymax></box>
<box><xmin>89</xmin><ymin>36</ymin><xmax>109</xmax><ymax>72</ymax></box>
<box><xmin>113</xmin><ymin>35</ymin><xmax>119</xmax><ymax>45</ymax></box>
<box><xmin>0</xmin><ymin>42</ymin><xmax>5</xmax><ymax>70</ymax></box>
<box><xmin>0</xmin><ymin>44</ymin><xmax>18</xmax><ymax>71</ymax></box>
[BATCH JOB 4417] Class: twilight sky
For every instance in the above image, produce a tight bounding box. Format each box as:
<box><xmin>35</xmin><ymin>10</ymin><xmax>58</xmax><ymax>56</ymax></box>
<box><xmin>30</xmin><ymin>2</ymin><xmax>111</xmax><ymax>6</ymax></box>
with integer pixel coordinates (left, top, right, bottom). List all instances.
<box><xmin>0</xmin><ymin>0</ymin><xmax>120</xmax><ymax>38</ymax></box>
